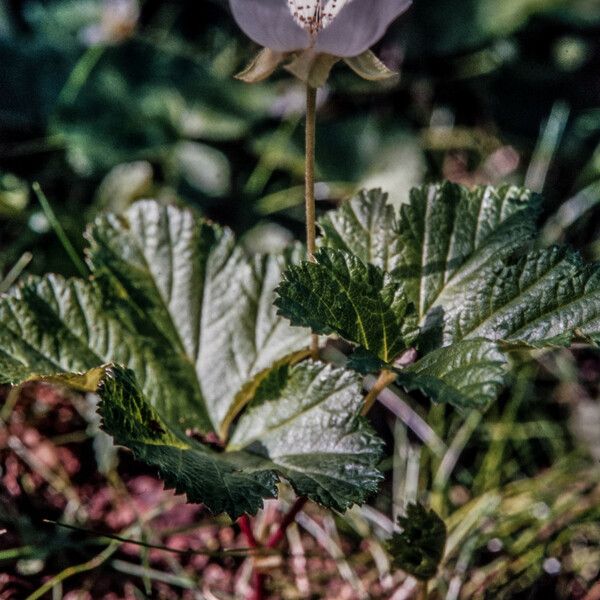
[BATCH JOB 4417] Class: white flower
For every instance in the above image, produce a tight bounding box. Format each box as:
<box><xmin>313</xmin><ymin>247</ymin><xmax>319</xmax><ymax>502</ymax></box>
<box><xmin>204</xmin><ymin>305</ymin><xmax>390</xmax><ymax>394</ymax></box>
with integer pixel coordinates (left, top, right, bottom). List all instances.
<box><xmin>230</xmin><ymin>0</ymin><xmax>412</xmax><ymax>58</ymax></box>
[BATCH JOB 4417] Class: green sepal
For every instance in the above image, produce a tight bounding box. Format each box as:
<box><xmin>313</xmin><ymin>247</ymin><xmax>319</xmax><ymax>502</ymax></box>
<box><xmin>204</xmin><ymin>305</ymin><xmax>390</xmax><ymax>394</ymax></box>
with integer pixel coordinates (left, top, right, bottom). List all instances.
<box><xmin>344</xmin><ymin>50</ymin><xmax>398</xmax><ymax>81</ymax></box>
<box><xmin>236</xmin><ymin>48</ymin><xmax>287</xmax><ymax>83</ymax></box>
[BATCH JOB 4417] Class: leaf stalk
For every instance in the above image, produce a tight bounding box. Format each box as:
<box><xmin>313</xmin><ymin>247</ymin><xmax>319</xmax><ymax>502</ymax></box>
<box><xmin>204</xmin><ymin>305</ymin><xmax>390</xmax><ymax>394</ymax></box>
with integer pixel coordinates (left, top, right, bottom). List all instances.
<box><xmin>361</xmin><ymin>370</ymin><xmax>397</xmax><ymax>415</ymax></box>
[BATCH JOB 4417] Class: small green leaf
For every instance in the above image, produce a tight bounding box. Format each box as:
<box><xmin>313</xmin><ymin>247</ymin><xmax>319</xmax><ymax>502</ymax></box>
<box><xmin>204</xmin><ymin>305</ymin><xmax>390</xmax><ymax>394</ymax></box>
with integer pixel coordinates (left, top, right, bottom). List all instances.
<box><xmin>276</xmin><ymin>248</ymin><xmax>418</xmax><ymax>363</ymax></box>
<box><xmin>386</xmin><ymin>503</ymin><xmax>447</xmax><ymax>581</ymax></box>
<box><xmin>394</xmin><ymin>339</ymin><xmax>507</xmax><ymax>409</ymax></box>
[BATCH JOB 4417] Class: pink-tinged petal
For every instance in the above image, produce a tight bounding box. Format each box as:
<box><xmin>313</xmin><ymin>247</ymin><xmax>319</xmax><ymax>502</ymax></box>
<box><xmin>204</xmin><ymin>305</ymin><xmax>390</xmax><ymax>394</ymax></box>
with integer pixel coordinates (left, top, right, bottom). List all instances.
<box><xmin>229</xmin><ymin>0</ymin><xmax>310</xmax><ymax>52</ymax></box>
<box><xmin>315</xmin><ymin>0</ymin><xmax>412</xmax><ymax>57</ymax></box>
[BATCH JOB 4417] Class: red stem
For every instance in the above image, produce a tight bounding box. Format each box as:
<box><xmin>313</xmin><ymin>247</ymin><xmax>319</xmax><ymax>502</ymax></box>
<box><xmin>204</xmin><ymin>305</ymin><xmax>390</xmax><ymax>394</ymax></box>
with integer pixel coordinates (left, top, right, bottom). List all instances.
<box><xmin>238</xmin><ymin>498</ymin><xmax>308</xmax><ymax>600</ymax></box>
<box><xmin>250</xmin><ymin>571</ymin><xmax>265</xmax><ymax>600</ymax></box>
<box><xmin>238</xmin><ymin>515</ymin><xmax>263</xmax><ymax>599</ymax></box>
<box><xmin>238</xmin><ymin>514</ymin><xmax>259</xmax><ymax>548</ymax></box>
<box><xmin>266</xmin><ymin>497</ymin><xmax>308</xmax><ymax>549</ymax></box>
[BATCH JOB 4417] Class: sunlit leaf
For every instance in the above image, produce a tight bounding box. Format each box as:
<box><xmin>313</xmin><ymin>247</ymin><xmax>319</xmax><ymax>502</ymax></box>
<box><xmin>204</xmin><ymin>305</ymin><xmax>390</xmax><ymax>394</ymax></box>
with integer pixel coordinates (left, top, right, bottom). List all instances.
<box><xmin>0</xmin><ymin>200</ymin><xmax>383</xmax><ymax>516</ymax></box>
<box><xmin>447</xmin><ymin>246</ymin><xmax>600</xmax><ymax>346</ymax></box>
<box><xmin>95</xmin><ymin>362</ymin><xmax>382</xmax><ymax>517</ymax></box>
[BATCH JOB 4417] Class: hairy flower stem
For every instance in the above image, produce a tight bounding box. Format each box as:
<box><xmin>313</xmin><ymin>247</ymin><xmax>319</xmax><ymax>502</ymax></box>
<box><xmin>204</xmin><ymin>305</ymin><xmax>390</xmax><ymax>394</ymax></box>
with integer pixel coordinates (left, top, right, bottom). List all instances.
<box><xmin>361</xmin><ymin>370</ymin><xmax>397</xmax><ymax>415</ymax></box>
<box><xmin>305</xmin><ymin>84</ymin><xmax>319</xmax><ymax>360</ymax></box>
<box><xmin>420</xmin><ymin>581</ymin><xmax>429</xmax><ymax>600</ymax></box>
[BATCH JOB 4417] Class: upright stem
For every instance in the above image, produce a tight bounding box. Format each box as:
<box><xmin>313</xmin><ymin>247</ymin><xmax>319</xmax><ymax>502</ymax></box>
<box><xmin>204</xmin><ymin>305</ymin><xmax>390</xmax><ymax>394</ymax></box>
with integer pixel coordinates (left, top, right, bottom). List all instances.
<box><xmin>419</xmin><ymin>580</ymin><xmax>429</xmax><ymax>600</ymax></box>
<box><xmin>305</xmin><ymin>84</ymin><xmax>319</xmax><ymax>361</ymax></box>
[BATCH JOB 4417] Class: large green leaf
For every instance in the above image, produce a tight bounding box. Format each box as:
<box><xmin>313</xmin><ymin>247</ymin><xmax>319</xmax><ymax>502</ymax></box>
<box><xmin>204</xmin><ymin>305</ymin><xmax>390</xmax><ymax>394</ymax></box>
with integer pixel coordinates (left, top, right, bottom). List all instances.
<box><xmin>86</xmin><ymin>200</ymin><xmax>311</xmax><ymax>434</ymax></box>
<box><xmin>76</xmin><ymin>365</ymin><xmax>277</xmax><ymax>519</ymax></box>
<box><xmin>0</xmin><ymin>201</ymin><xmax>384</xmax><ymax>516</ymax></box>
<box><xmin>32</xmin><ymin>362</ymin><xmax>379</xmax><ymax>518</ymax></box>
<box><xmin>275</xmin><ymin>248</ymin><xmax>418</xmax><ymax>363</ymax></box>
<box><xmin>0</xmin><ymin>274</ymin><xmax>197</xmax><ymax>430</ymax></box>
<box><xmin>320</xmin><ymin>183</ymin><xmax>540</xmax><ymax>335</ymax></box>
<box><xmin>447</xmin><ymin>246</ymin><xmax>600</xmax><ymax>346</ymax></box>
<box><xmin>0</xmin><ymin>202</ymin><xmax>309</xmax><ymax>434</ymax></box>
<box><xmin>391</xmin><ymin>183</ymin><xmax>540</xmax><ymax>327</ymax></box>
<box><xmin>96</xmin><ymin>362</ymin><xmax>381</xmax><ymax>517</ymax></box>
<box><xmin>317</xmin><ymin>183</ymin><xmax>600</xmax><ymax>351</ymax></box>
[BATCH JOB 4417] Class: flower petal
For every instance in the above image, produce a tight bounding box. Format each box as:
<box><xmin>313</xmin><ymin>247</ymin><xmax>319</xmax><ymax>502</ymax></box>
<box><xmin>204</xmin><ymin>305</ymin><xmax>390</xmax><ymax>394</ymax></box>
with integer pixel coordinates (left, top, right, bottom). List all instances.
<box><xmin>315</xmin><ymin>0</ymin><xmax>412</xmax><ymax>57</ymax></box>
<box><xmin>229</xmin><ymin>0</ymin><xmax>310</xmax><ymax>52</ymax></box>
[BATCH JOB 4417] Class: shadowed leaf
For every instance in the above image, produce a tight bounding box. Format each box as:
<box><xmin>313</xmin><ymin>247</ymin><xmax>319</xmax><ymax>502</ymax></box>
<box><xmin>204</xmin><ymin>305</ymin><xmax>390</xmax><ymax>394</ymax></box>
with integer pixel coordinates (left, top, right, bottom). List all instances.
<box><xmin>387</xmin><ymin>503</ymin><xmax>446</xmax><ymax>581</ymax></box>
<box><xmin>394</xmin><ymin>339</ymin><xmax>507</xmax><ymax>408</ymax></box>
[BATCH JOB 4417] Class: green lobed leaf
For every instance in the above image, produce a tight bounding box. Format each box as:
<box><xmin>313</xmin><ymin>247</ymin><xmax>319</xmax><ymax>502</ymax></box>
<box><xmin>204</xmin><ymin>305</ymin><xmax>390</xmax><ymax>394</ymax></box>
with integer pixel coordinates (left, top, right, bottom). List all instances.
<box><xmin>319</xmin><ymin>188</ymin><xmax>402</xmax><ymax>273</ymax></box>
<box><xmin>393</xmin><ymin>183</ymin><xmax>540</xmax><ymax>326</ymax></box>
<box><xmin>319</xmin><ymin>183</ymin><xmax>540</xmax><ymax>348</ymax></box>
<box><xmin>447</xmin><ymin>246</ymin><xmax>600</xmax><ymax>346</ymax></box>
<box><xmin>386</xmin><ymin>503</ymin><xmax>447</xmax><ymax>581</ymax></box>
<box><xmin>275</xmin><ymin>247</ymin><xmax>418</xmax><ymax>363</ymax></box>
<box><xmin>85</xmin><ymin>200</ymin><xmax>310</xmax><ymax>433</ymax></box>
<box><xmin>394</xmin><ymin>339</ymin><xmax>508</xmax><ymax>409</ymax></box>
<box><xmin>96</xmin><ymin>361</ymin><xmax>381</xmax><ymax>517</ymax></box>
<box><xmin>279</xmin><ymin>182</ymin><xmax>600</xmax><ymax>413</ymax></box>
<box><xmin>312</xmin><ymin>184</ymin><xmax>542</xmax><ymax>408</ymax></box>
<box><xmin>318</xmin><ymin>183</ymin><xmax>600</xmax><ymax>350</ymax></box>
<box><xmin>0</xmin><ymin>274</ymin><xmax>195</xmax><ymax>426</ymax></box>
<box><xmin>0</xmin><ymin>200</ymin><xmax>384</xmax><ymax>516</ymax></box>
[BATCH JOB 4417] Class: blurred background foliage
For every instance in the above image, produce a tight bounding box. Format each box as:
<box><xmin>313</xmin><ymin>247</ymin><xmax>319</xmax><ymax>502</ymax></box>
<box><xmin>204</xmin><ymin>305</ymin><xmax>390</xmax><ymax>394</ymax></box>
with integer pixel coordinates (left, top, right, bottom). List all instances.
<box><xmin>3</xmin><ymin>1</ymin><xmax>600</xmax><ymax>598</ymax></box>
<box><xmin>1</xmin><ymin>0</ymin><xmax>600</xmax><ymax>276</ymax></box>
